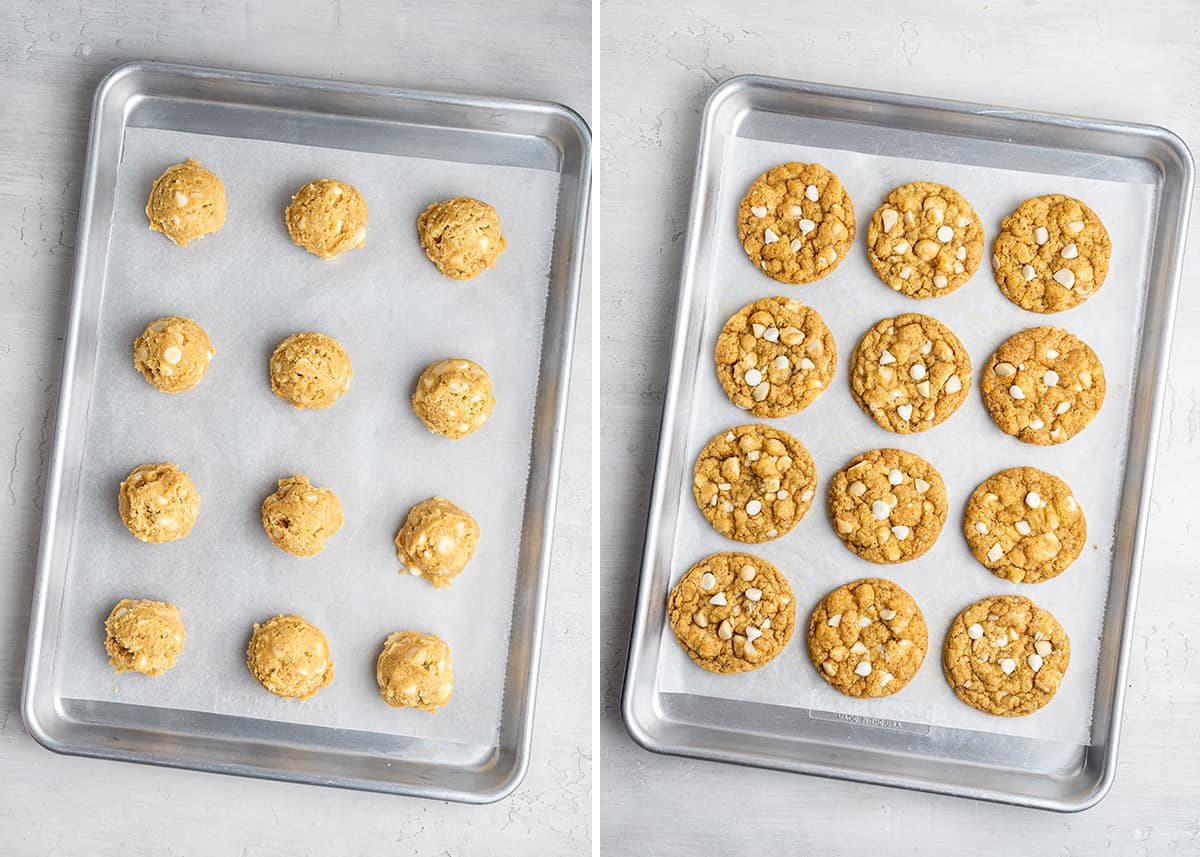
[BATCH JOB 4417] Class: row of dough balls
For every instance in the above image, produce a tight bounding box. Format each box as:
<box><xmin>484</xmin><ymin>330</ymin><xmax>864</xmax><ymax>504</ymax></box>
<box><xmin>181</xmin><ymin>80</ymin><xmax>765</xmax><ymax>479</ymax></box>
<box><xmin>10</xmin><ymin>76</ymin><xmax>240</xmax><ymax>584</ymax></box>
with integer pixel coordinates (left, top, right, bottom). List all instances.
<box><xmin>668</xmin><ymin>557</ymin><xmax>1071</xmax><ymax>717</ymax></box>
<box><xmin>736</xmin><ymin>161</ymin><xmax>1111</xmax><ymax>314</ymax></box>
<box><xmin>134</xmin><ymin>317</ymin><xmax>495</xmax><ymax>439</ymax></box>
<box><xmin>146</xmin><ymin>159</ymin><xmax>507</xmax><ymax>279</ymax></box>
<box><xmin>104</xmin><ymin>602</ymin><xmax>452</xmax><ymax>711</ymax></box>
<box><xmin>715</xmin><ymin>297</ymin><xmax>1107</xmax><ymax>445</ymax></box>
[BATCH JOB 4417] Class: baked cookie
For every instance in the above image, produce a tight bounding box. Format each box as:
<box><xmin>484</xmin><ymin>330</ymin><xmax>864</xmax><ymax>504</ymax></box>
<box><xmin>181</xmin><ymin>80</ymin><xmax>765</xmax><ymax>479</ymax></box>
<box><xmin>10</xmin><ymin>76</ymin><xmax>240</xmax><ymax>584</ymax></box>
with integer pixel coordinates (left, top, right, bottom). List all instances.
<box><xmin>714</xmin><ymin>296</ymin><xmax>836</xmax><ymax>417</ymax></box>
<box><xmin>849</xmin><ymin>313</ymin><xmax>971</xmax><ymax>433</ymax></box>
<box><xmin>246</xmin><ymin>614</ymin><xmax>334</xmax><ymax>700</ymax></box>
<box><xmin>133</xmin><ymin>316</ymin><xmax>214</xmax><ymax>394</ymax></box>
<box><xmin>145</xmin><ymin>160</ymin><xmax>226</xmax><ymax>247</ymax></box>
<box><xmin>692</xmin><ymin>424</ymin><xmax>816</xmax><ymax>543</ymax></box>
<box><xmin>964</xmin><ymin>467</ymin><xmax>1086</xmax><ymax>584</ymax></box>
<box><xmin>395</xmin><ymin>496</ymin><xmax>480</xmax><ymax>587</ymax></box>
<box><xmin>827</xmin><ymin>448</ymin><xmax>947</xmax><ymax>564</ymax></box>
<box><xmin>104</xmin><ymin>599</ymin><xmax>185</xmax><ymax>676</ymax></box>
<box><xmin>261</xmin><ymin>475</ymin><xmax>344</xmax><ymax>557</ymax></box>
<box><xmin>269</xmin><ymin>332</ymin><xmax>353</xmax><ymax>410</ymax></box>
<box><xmin>992</xmin><ymin>195</ymin><xmax>1110</xmax><ymax>313</ymax></box>
<box><xmin>981</xmin><ymin>326</ymin><xmax>1105</xmax><ymax>445</ymax></box>
<box><xmin>736</xmin><ymin>162</ymin><xmax>855</xmax><ymax>284</ymax></box>
<box><xmin>411</xmin><ymin>358</ymin><xmax>495</xmax><ymax>439</ymax></box>
<box><xmin>944</xmin><ymin>595</ymin><xmax>1070</xmax><ymax>716</ymax></box>
<box><xmin>807</xmin><ymin>578</ymin><xmax>928</xmax><ymax>698</ymax></box>
<box><xmin>668</xmin><ymin>552</ymin><xmax>795</xmax><ymax>674</ymax></box>
<box><xmin>417</xmin><ymin>197</ymin><xmax>506</xmax><ymax>280</ymax></box>
<box><xmin>866</xmin><ymin>181</ymin><xmax>984</xmax><ymax>298</ymax></box>
<box><xmin>376</xmin><ymin>631</ymin><xmax>454</xmax><ymax>712</ymax></box>
<box><xmin>118</xmin><ymin>463</ymin><xmax>200</xmax><ymax>544</ymax></box>
<box><xmin>284</xmin><ymin>178</ymin><xmax>367</xmax><ymax>260</ymax></box>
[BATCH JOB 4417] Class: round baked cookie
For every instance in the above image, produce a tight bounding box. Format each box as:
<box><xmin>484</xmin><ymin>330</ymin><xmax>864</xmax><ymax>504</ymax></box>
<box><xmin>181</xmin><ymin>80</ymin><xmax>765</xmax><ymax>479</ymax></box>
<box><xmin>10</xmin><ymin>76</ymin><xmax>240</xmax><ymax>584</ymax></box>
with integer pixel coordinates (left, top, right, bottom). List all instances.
<box><xmin>668</xmin><ymin>552</ymin><xmax>795</xmax><ymax>674</ymax></box>
<box><xmin>269</xmin><ymin>332</ymin><xmax>353</xmax><ymax>410</ymax></box>
<box><xmin>981</xmin><ymin>326</ymin><xmax>1105</xmax><ymax>445</ymax></box>
<box><xmin>827</xmin><ymin>448</ymin><xmax>947</xmax><ymax>564</ymax></box>
<box><xmin>395</xmin><ymin>496</ymin><xmax>480</xmax><ymax>587</ymax></box>
<box><xmin>736</xmin><ymin>162</ymin><xmax>855</xmax><ymax>284</ymax></box>
<box><xmin>104</xmin><ymin>599</ymin><xmax>185</xmax><ymax>676</ymax></box>
<box><xmin>992</xmin><ymin>194</ymin><xmax>1110</xmax><ymax>313</ymax></box>
<box><xmin>261</xmin><ymin>475</ymin><xmax>344</xmax><ymax>557</ymax></box>
<box><xmin>118</xmin><ymin>463</ymin><xmax>200</xmax><ymax>544</ymax></box>
<box><xmin>411</xmin><ymin>358</ymin><xmax>495</xmax><ymax>439</ymax></box>
<box><xmin>145</xmin><ymin>160</ymin><xmax>226</xmax><ymax>247</ymax></box>
<box><xmin>376</xmin><ymin>631</ymin><xmax>454</xmax><ymax>712</ymax></box>
<box><xmin>866</xmin><ymin>182</ymin><xmax>984</xmax><ymax>298</ymax></box>
<box><xmin>692</xmin><ymin>424</ymin><xmax>816</xmax><ymax>544</ymax></box>
<box><xmin>714</xmin><ymin>296</ymin><xmax>836</xmax><ymax>417</ymax></box>
<box><xmin>417</xmin><ymin>197</ymin><xmax>507</xmax><ymax>280</ymax></box>
<box><xmin>132</xmin><ymin>316</ymin><xmax>214</xmax><ymax>394</ymax></box>
<box><xmin>246</xmin><ymin>614</ymin><xmax>334</xmax><ymax>700</ymax></box>
<box><xmin>964</xmin><ymin>467</ymin><xmax>1086</xmax><ymax>584</ymax></box>
<box><xmin>284</xmin><ymin>178</ymin><xmax>367</xmax><ymax>260</ymax></box>
<box><xmin>808</xmin><ymin>578</ymin><xmax>928</xmax><ymax>698</ymax></box>
<box><xmin>944</xmin><ymin>595</ymin><xmax>1070</xmax><ymax>716</ymax></box>
<box><xmin>849</xmin><ymin>313</ymin><xmax>971</xmax><ymax>433</ymax></box>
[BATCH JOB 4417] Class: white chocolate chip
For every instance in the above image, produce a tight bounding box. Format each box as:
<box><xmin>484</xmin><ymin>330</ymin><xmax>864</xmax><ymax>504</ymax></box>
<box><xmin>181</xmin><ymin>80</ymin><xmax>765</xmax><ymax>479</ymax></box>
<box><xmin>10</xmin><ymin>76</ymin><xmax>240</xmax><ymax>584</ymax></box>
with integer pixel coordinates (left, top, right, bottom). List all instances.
<box><xmin>789</xmin><ymin>238</ymin><xmax>802</xmax><ymax>252</ymax></box>
<box><xmin>764</xmin><ymin>228</ymin><xmax>780</xmax><ymax>244</ymax></box>
<box><xmin>790</xmin><ymin>205</ymin><xmax>802</xmax><ymax>217</ymax></box>
<box><xmin>888</xmin><ymin>469</ymin><xmax>903</xmax><ymax>485</ymax></box>
<box><xmin>1053</xmin><ymin>268</ymin><xmax>1075</xmax><ymax>288</ymax></box>
<box><xmin>745</xmin><ymin>499</ymin><xmax>762</xmax><ymax>516</ymax></box>
<box><xmin>879</xmin><ymin>349</ymin><xmax>897</xmax><ymax>365</ymax></box>
<box><xmin>751</xmin><ymin>205</ymin><xmax>768</xmax><ymax>218</ymax></box>
<box><xmin>709</xmin><ymin>591</ymin><xmax>727</xmax><ymax>606</ymax></box>
<box><xmin>893</xmin><ymin>240</ymin><xmax>910</xmax><ymax>254</ymax></box>
<box><xmin>897</xmin><ymin>404</ymin><xmax>913</xmax><ymax>421</ymax></box>
<box><xmin>854</xmin><ymin>661</ymin><xmax>872</xmax><ymax>677</ymax></box>
<box><xmin>1029</xmin><ymin>418</ymin><xmax>1044</xmax><ymax>430</ymax></box>
<box><xmin>914</xmin><ymin>478</ymin><xmax>930</xmax><ymax>493</ymax></box>
<box><xmin>752</xmin><ymin>381</ymin><xmax>770</xmax><ymax>401</ymax></box>
<box><xmin>744</xmin><ymin>368</ymin><xmax>762</xmax><ymax>386</ymax></box>
<box><xmin>891</xmin><ymin>525</ymin><xmax>910</xmax><ymax>540</ymax></box>
<box><xmin>745</xmin><ymin>587</ymin><xmax>762</xmax><ymax>602</ymax></box>
<box><xmin>848</xmin><ymin>480</ymin><xmax>867</xmax><ymax>497</ymax></box>
<box><xmin>1047</xmin><ymin>348</ymin><xmax>1059</xmax><ymax>358</ymax></box>
<box><xmin>828</xmin><ymin>613</ymin><xmax>842</xmax><ymax>628</ymax></box>
<box><xmin>953</xmin><ymin>261</ymin><xmax>964</xmax><ymax>274</ymax></box>
<box><xmin>1067</xmin><ymin>220</ymin><xmax>1084</xmax><ymax>234</ymax></box>
<box><xmin>774</xmin><ymin>355</ymin><xmax>790</xmax><ymax>370</ymax></box>
<box><xmin>763</xmin><ymin>326</ymin><xmax>780</xmax><ymax>342</ymax></box>
<box><xmin>693</xmin><ymin>612</ymin><xmax>707</xmax><ymax>628</ymax></box>
<box><xmin>1000</xmin><ymin>658</ymin><xmax>1017</xmax><ymax>675</ymax></box>
<box><xmin>798</xmin><ymin>357</ymin><xmax>815</xmax><ymax>370</ymax></box>
<box><xmin>1015</xmin><ymin>520</ymin><xmax>1032</xmax><ymax>536</ymax></box>
<box><xmin>909</xmin><ymin>363</ymin><xmax>926</xmax><ymax>381</ymax></box>
<box><xmin>745</xmin><ymin>626</ymin><xmax>762</xmax><ymax>641</ymax></box>
<box><xmin>879</xmin><ymin>671</ymin><xmax>894</xmax><ymax>687</ymax></box>
<box><xmin>974</xmin><ymin>521</ymin><xmax>988</xmax><ymax>535</ymax></box>
<box><xmin>871</xmin><ymin>500</ymin><xmax>891</xmax><ymax>520</ymax></box>
<box><xmin>1026</xmin><ymin>491</ymin><xmax>1042</xmax><ymax>509</ymax></box>
<box><xmin>850</xmin><ymin>641</ymin><xmax>868</xmax><ymax>654</ymax></box>
<box><xmin>700</xmin><ymin>572</ymin><xmax>716</xmax><ymax>590</ymax></box>
<box><xmin>1035</xmin><ymin>226</ymin><xmax>1049</xmax><ymax>244</ymax></box>
<box><xmin>1056</xmin><ymin>401</ymin><xmax>1071</xmax><ymax>414</ymax></box>
<box><xmin>1027</xmin><ymin>653</ymin><xmax>1044</xmax><ymax>671</ymax></box>
<box><xmin>936</xmin><ymin>225</ymin><xmax>954</xmax><ymax>243</ymax></box>
<box><xmin>1009</xmin><ymin>385</ymin><xmax>1025</xmax><ymax>400</ymax></box>
<box><xmin>933</xmin><ymin>275</ymin><xmax>948</xmax><ymax>289</ymax></box>
<box><xmin>967</xmin><ymin>623</ymin><xmax>984</xmax><ymax>640</ymax></box>
<box><xmin>1035</xmin><ymin>640</ymin><xmax>1053</xmax><ymax>656</ymax></box>
<box><xmin>798</xmin><ymin>218</ymin><xmax>815</xmax><ymax>235</ymax></box>
<box><xmin>993</xmin><ymin>362</ymin><xmax>1016</xmax><ymax>378</ymax></box>
<box><xmin>1022</xmin><ymin>264</ymin><xmax>1036</xmax><ymax>281</ymax></box>
<box><xmin>916</xmin><ymin>380</ymin><xmax>931</xmax><ymax>397</ymax></box>
<box><xmin>1061</xmin><ymin>242</ymin><xmax>1078</xmax><ymax>259</ymax></box>
<box><xmin>956</xmin><ymin>245</ymin><xmax>967</xmax><ymax>260</ymax></box>
<box><xmin>879</xmin><ymin>608</ymin><xmax>897</xmax><ymax>621</ymax></box>
<box><xmin>944</xmin><ymin>375</ymin><xmax>962</xmax><ymax>394</ymax></box>
<box><xmin>858</xmin><ymin>616</ymin><xmax>871</xmax><ymax>628</ymax></box>
<box><xmin>162</xmin><ymin>345</ymin><xmax>183</xmax><ymax>365</ymax></box>
<box><xmin>1044</xmin><ymin>369</ymin><xmax>1059</xmax><ymax>386</ymax></box>
<box><xmin>718</xmin><ymin>620</ymin><xmax>733</xmax><ymax>640</ymax></box>
<box><xmin>881</xmin><ymin>209</ymin><xmax>899</xmax><ymax>231</ymax></box>
<box><xmin>899</xmin><ymin>266</ymin><xmax>912</xmax><ymax>280</ymax></box>
<box><xmin>987</xmin><ymin>543</ymin><xmax>1004</xmax><ymax>562</ymax></box>
<box><xmin>174</xmin><ymin>191</ymin><xmax>189</xmax><ymax>207</ymax></box>
<box><xmin>805</xmin><ymin>184</ymin><xmax>819</xmax><ymax>201</ymax></box>
<box><xmin>740</xmin><ymin>564</ymin><xmax>757</xmax><ymax>581</ymax></box>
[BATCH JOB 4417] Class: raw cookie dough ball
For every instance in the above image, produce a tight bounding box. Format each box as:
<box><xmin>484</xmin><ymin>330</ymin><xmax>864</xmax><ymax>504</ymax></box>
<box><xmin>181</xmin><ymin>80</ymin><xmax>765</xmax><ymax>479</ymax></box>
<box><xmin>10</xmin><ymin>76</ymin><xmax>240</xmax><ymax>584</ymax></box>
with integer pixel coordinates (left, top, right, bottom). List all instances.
<box><xmin>395</xmin><ymin>496</ymin><xmax>480</xmax><ymax>587</ymax></box>
<box><xmin>118</xmin><ymin>463</ymin><xmax>200</xmax><ymax>543</ymax></box>
<box><xmin>411</xmin><ymin>358</ymin><xmax>495</xmax><ymax>439</ymax></box>
<box><xmin>145</xmin><ymin>160</ymin><xmax>227</xmax><ymax>247</ymax></box>
<box><xmin>104</xmin><ymin>599</ymin><xmax>186</xmax><ymax>676</ymax></box>
<box><xmin>261</xmin><ymin>475</ymin><xmax>344</xmax><ymax>557</ymax></box>
<box><xmin>417</xmin><ymin>196</ymin><xmax>507</xmax><ymax>280</ymax></box>
<box><xmin>284</xmin><ymin>178</ymin><xmax>367</xmax><ymax>260</ymax></box>
<box><xmin>376</xmin><ymin>630</ymin><xmax>454</xmax><ymax>712</ymax></box>
<box><xmin>133</xmin><ymin>316</ymin><xmax>215</xmax><ymax>393</ymax></box>
<box><xmin>269</xmin><ymin>332</ymin><xmax>353</xmax><ymax>410</ymax></box>
<box><xmin>246</xmin><ymin>614</ymin><xmax>334</xmax><ymax>700</ymax></box>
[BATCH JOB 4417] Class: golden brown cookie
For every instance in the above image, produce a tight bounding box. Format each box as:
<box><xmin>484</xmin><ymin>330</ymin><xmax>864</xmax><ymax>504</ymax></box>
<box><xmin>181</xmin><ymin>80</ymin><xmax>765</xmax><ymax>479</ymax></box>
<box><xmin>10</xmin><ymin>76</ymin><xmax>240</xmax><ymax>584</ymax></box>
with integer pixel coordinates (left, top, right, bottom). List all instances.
<box><xmin>807</xmin><ymin>578</ymin><xmax>928</xmax><ymax>698</ymax></box>
<box><xmin>668</xmin><ymin>553</ymin><xmax>795</xmax><ymax>674</ymax></box>
<box><xmin>394</xmin><ymin>496</ymin><xmax>480</xmax><ymax>587</ymax></box>
<box><xmin>284</xmin><ymin>178</ymin><xmax>367</xmax><ymax>260</ymax></box>
<box><xmin>849</xmin><ymin>313</ymin><xmax>971</xmax><ymax>433</ymax></box>
<box><xmin>981</xmin><ymin>326</ymin><xmax>1105</xmax><ymax>445</ymax></box>
<box><xmin>376</xmin><ymin>631</ymin><xmax>454</xmax><ymax>712</ymax></box>
<box><xmin>261</xmin><ymin>475</ymin><xmax>344</xmax><ymax>557</ymax></box>
<box><xmin>246</xmin><ymin>614</ymin><xmax>334</xmax><ymax>700</ymax></box>
<box><xmin>104</xmin><ymin>599</ymin><xmax>185</xmax><ymax>676</ymax></box>
<box><xmin>866</xmin><ymin>182</ymin><xmax>984</xmax><ymax>298</ymax></box>
<box><xmin>417</xmin><ymin>197</ymin><xmax>506</xmax><ymax>280</ymax></box>
<box><xmin>411</xmin><ymin>358</ymin><xmax>495</xmax><ymax>439</ymax></box>
<box><xmin>118</xmin><ymin>463</ymin><xmax>200</xmax><ymax>544</ymax></box>
<box><xmin>145</xmin><ymin>160</ymin><xmax>226</xmax><ymax>247</ymax></box>
<box><xmin>269</xmin><ymin>332</ymin><xmax>353</xmax><ymax>410</ymax></box>
<box><xmin>992</xmin><ymin>194</ymin><xmax>1110</xmax><ymax>313</ymax></box>
<box><xmin>736</xmin><ymin>162</ymin><xmax>855</xmax><ymax>284</ymax></box>
<box><xmin>964</xmin><ymin>467</ymin><xmax>1086</xmax><ymax>584</ymax></box>
<box><xmin>692</xmin><ymin>425</ymin><xmax>816</xmax><ymax>543</ymax></box>
<box><xmin>714</xmin><ymin>296</ymin><xmax>836</xmax><ymax>417</ymax></box>
<box><xmin>943</xmin><ymin>595</ymin><xmax>1070</xmax><ymax>716</ymax></box>
<box><xmin>132</xmin><ymin>316</ymin><xmax>215</xmax><ymax>394</ymax></box>
<box><xmin>827</xmin><ymin>449</ymin><xmax>947</xmax><ymax>564</ymax></box>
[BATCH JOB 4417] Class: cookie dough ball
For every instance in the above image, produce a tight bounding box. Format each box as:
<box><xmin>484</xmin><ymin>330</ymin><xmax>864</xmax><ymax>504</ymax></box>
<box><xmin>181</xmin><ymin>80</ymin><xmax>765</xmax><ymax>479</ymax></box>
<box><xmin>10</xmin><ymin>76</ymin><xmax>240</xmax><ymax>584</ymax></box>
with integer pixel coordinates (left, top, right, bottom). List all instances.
<box><xmin>411</xmin><ymin>358</ymin><xmax>495</xmax><ymax>438</ymax></box>
<box><xmin>395</xmin><ymin>496</ymin><xmax>480</xmax><ymax>587</ymax></box>
<box><xmin>246</xmin><ymin>614</ymin><xmax>334</xmax><ymax>700</ymax></box>
<box><xmin>145</xmin><ymin>160</ymin><xmax>227</xmax><ymax>247</ymax></box>
<box><xmin>284</xmin><ymin>178</ymin><xmax>367</xmax><ymax>260</ymax></box>
<box><xmin>417</xmin><ymin>196</ymin><xmax>507</xmax><ymax>280</ymax></box>
<box><xmin>261</xmin><ymin>475</ymin><xmax>344</xmax><ymax>557</ymax></box>
<box><xmin>269</xmin><ymin>332</ymin><xmax>353</xmax><ymax>410</ymax></box>
<box><xmin>104</xmin><ymin>599</ymin><xmax>186</xmax><ymax>676</ymax></box>
<box><xmin>376</xmin><ymin>631</ymin><xmax>454</xmax><ymax>712</ymax></box>
<box><xmin>133</xmin><ymin>316</ymin><xmax>215</xmax><ymax>393</ymax></box>
<box><xmin>118</xmin><ymin>463</ymin><xmax>200</xmax><ymax>544</ymax></box>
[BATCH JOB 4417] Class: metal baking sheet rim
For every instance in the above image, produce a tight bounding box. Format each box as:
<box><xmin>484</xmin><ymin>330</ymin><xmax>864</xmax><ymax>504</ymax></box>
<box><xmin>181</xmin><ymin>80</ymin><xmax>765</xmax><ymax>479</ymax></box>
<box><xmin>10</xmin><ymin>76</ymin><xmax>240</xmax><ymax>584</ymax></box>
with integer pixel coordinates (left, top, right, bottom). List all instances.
<box><xmin>21</xmin><ymin>61</ymin><xmax>590</xmax><ymax>803</ymax></box>
<box><xmin>621</xmin><ymin>74</ymin><xmax>1193</xmax><ymax>812</ymax></box>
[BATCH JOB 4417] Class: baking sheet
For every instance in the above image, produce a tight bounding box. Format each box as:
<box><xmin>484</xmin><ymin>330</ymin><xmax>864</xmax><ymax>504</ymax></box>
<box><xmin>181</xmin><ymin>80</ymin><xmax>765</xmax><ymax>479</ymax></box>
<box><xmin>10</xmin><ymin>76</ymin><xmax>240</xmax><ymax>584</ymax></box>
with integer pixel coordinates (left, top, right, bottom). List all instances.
<box><xmin>53</xmin><ymin>126</ymin><xmax>560</xmax><ymax>749</ymax></box>
<box><xmin>655</xmin><ymin>136</ymin><xmax>1157</xmax><ymax>746</ymax></box>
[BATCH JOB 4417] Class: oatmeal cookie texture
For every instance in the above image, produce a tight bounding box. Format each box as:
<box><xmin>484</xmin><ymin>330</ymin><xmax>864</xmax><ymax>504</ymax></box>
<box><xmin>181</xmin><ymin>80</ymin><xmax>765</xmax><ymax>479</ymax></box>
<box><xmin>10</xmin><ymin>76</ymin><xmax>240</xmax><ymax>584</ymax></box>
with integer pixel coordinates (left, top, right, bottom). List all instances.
<box><xmin>417</xmin><ymin>197</ymin><xmax>507</xmax><ymax>280</ymax></box>
<box><xmin>992</xmin><ymin>194</ymin><xmax>1110</xmax><ymax>312</ymax></box>
<box><xmin>269</xmin><ymin>332</ymin><xmax>353</xmax><ymax>410</ymax></box>
<box><xmin>944</xmin><ymin>595</ymin><xmax>1070</xmax><ymax>716</ymax></box>
<box><xmin>737</xmin><ymin>162</ymin><xmax>855</xmax><ymax>284</ymax></box>
<box><xmin>668</xmin><ymin>552</ymin><xmax>795</xmax><ymax>674</ymax></box>
<box><xmin>104</xmin><ymin>599</ymin><xmax>185</xmax><ymax>676</ymax></box>
<box><xmin>261</xmin><ymin>475</ymin><xmax>344</xmax><ymax>557</ymax></box>
<box><xmin>284</xmin><ymin>178</ymin><xmax>367</xmax><ymax>260</ymax></box>
<box><xmin>118</xmin><ymin>463</ymin><xmax>200</xmax><ymax>544</ymax></box>
<box><xmin>395</xmin><ymin>496</ymin><xmax>480</xmax><ymax>587</ymax></box>
<box><xmin>377</xmin><ymin>631</ymin><xmax>454</xmax><ymax>712</ymax></box>
<box><xmin>714</xmin><ymin>296</ymin><xmax>836</xmax><ymax>417</ymax></box>
<box><xmin>133</xmin><ymin>316</ymin><xmax>214</xmax><ymax>394</ymax></box>
<box><xmin>246</xmin><ymin>614</ymin><xmax>334</xmax><ymax>700</ymax></box>
<box><xmin>411</xmin><ymin>358</ymin><xmax>495</xmax><ymax>439</ymax></box>
<box><xmin>145</xmin><ymin>159</ymin><xmax>226</xmax><ymax>246</ymax></box>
